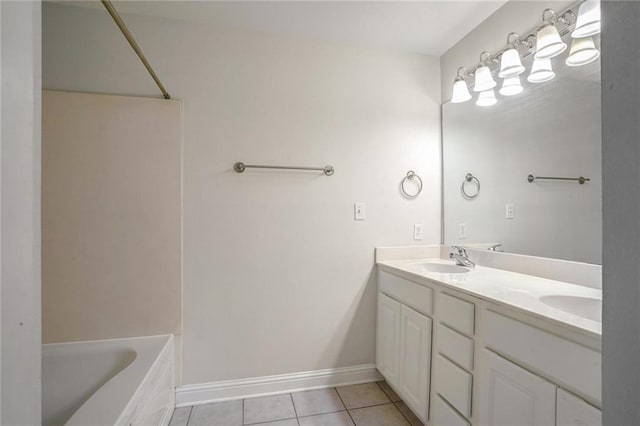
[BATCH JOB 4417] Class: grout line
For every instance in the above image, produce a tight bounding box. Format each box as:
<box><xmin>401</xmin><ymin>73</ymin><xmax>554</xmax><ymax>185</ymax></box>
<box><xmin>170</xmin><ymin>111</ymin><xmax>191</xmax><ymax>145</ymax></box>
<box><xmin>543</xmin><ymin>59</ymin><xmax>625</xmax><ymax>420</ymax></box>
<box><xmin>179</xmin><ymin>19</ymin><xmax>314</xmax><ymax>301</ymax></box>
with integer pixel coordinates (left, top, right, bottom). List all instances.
<box><xmin>394</xmin><ymin>401</ymin><xmax>415</xmax><ymax>426</ymax></box>
<box><xmin>242</xmin><ymin>398</ymin><xmax>245</xmax><ymax>425</ymax></box>
<box><xmin>290</xmin><ymin>393</ymin><xmax>299</xmax><ymax>418</ymax></box>
<box><xmin>186</xmin><ymin>405</ymin><xmax>193</xmax><ymax>426</ymax></box>
<box><xmin>334</xmin><ymin>387</ymin><xmax>356</xmax><ymax>425</ymax></box>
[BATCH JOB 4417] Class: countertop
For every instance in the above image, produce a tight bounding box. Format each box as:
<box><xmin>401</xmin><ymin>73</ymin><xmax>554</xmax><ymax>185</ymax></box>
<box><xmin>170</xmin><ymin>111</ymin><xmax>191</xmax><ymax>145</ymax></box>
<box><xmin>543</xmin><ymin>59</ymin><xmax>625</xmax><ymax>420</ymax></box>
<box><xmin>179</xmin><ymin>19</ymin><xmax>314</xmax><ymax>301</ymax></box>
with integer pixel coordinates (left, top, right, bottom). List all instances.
<box><xmin>377</xmin><ymin>258</ymin><xmax>602</xmax><ymax>337</ymax></box>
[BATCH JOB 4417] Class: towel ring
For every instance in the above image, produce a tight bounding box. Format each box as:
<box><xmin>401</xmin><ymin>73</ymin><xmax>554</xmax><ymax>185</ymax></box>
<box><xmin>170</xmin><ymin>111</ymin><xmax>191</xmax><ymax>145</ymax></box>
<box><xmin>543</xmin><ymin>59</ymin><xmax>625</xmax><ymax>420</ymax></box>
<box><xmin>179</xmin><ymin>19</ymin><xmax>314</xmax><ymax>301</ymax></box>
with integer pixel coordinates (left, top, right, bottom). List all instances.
<box><xmin>462</xmin><ymin>173</ymin><xmax>480</xmax><ymax>199</ymax></box>
<box><xmin>401</xmin><ymin>171</ymin><xmax>423</xmax><ymax>198</ymax></box>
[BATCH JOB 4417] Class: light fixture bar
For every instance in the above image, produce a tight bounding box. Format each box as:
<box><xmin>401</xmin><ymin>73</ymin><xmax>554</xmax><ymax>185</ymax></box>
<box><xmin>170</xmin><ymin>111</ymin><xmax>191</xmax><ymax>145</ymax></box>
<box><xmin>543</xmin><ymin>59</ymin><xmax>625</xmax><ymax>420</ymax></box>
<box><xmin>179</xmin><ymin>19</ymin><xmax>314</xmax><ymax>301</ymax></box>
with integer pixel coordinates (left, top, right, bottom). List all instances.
<box><xmin>457</xmin><ymin>0</ymin><xmax>585</xmax><ymax>81</ymax></box>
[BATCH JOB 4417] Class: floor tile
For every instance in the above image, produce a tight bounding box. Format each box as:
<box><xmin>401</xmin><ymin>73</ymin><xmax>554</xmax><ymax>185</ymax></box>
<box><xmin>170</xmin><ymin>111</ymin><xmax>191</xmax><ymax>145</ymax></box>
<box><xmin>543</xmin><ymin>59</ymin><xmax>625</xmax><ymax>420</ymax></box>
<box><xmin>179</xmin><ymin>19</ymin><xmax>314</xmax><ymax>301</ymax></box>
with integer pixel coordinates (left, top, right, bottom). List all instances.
<box><xmin>298</xmin><ymin>411</ymin><xmax>353</xmax><ymax>426</ymax></box>
<box><xmin>292</xmin><ymin>388</ymin><xmax>345</xmax><ymax>417</ymax></box>
<box><xmin>349</xmin><ymin>404</ymin><xmax>409</xmax><ymax>426</ymax></box>
<box><xmin>169</xmin><ymin>406</ymin><xmax>192</xmax><ymax>426</ymax></box>
<box><xmin>395</xmin><ymin>402</ymin><xmax>424</xmax><ymax>426</ymax></box>
<box><xmin>249</xmin><ymin>419</ymin><xmax>299</xmax><ymax>426</ymax></box>
<box><xmin>188</xmin><ymin>400</ymin><xmax>243</xmax><ymax>426</ymax></box>
<box><xmin>376</xmin><ymin>382</ymin><xmax>401</xmax><ymax>403</ymax></box>
<box><xmin>244</xmin><ymin>394</ymin><xmax>297</xmax><ymax>424</ymax></box>
<box><xmin>336</xmin><ymin>383</ymin><xmax>390</xmax><ymax>409</ymax></box>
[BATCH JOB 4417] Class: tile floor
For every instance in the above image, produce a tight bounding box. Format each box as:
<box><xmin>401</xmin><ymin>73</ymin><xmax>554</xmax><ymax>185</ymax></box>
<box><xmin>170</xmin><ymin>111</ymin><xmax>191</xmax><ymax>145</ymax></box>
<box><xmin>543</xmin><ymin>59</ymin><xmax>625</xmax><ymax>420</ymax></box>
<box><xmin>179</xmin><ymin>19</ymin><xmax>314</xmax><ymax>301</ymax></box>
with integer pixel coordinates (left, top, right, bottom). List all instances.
<box><xmin>169</xmin><ymin>381</ymin><xmax>424</xmax><ymax>426</ymax></box>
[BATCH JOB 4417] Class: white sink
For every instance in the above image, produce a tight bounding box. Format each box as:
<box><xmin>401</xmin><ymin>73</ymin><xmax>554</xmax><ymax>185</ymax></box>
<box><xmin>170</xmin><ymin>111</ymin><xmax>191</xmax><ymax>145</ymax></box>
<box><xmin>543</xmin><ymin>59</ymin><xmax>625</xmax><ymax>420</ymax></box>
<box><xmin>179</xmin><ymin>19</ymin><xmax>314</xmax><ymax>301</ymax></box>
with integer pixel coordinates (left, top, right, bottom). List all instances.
<box><xmin>539</xmin><ymin>295</ymin><xmax>602</xmax><ymax>322</ymax></box>
<box><xmin>417</xmin><ymin>262</ymin><xmax>470</xmax><ymax>274</ymax></box>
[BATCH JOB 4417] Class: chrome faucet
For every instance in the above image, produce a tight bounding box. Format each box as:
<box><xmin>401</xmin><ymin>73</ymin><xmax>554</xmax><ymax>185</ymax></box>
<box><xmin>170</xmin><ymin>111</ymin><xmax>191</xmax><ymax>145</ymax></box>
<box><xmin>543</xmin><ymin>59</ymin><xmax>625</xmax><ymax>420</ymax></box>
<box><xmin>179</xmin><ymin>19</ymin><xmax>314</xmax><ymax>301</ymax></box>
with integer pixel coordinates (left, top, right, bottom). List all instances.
<box><xmin>450</xmin><ymin>246</ymin><xmax>475</xmax><ymax>267</ymax></box>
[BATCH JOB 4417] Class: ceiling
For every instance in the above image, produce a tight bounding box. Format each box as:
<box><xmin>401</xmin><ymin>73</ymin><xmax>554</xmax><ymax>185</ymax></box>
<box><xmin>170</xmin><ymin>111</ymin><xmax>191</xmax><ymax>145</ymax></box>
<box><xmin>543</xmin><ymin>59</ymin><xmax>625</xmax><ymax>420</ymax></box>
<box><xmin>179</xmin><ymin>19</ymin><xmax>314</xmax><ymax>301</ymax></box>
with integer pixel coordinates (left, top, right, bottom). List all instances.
<box><xmin>58</xmin><ymin>1</ymin><xmax>507</xmax><ymax>56</ymax></box>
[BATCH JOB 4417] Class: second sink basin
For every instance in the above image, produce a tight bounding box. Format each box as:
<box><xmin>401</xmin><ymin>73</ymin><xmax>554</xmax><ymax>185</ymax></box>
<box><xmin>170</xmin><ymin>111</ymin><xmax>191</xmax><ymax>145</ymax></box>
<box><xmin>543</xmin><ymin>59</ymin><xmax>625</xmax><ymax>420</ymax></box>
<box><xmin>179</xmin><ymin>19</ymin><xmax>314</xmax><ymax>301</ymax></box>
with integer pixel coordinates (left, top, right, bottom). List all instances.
<box><xmin>539</xmin><ymin>295</ymin><xmax>602</xmax><ymax>322</ymax></box>
<box><xmin>417</xmin><ymin>262</ymin><xmax>470</xmax><ymax>274</ymax></box>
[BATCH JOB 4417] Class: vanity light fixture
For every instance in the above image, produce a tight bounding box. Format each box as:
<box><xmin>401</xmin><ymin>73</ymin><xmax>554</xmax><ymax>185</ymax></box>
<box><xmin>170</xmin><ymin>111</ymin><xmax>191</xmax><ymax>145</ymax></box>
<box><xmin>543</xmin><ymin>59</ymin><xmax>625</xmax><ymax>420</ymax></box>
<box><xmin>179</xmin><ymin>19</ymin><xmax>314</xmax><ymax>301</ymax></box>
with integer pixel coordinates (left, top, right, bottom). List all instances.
<box><xmin>535</xmin><ymin>10</ymin><xmax>567</xmax><ymax>59</ymax></box>
<box><xmin>473</xmin><ymin>52</ymin><xmax>497</xmax><ymax>92</ymax></box>
<box><xmin>476</xmin><ymin>89</ymin><xmax>497</xmax><ymax>107</ymax></box>
<box><xmin>451</xmin><ymin>67</ymin><xmax>472</xmax><ymax>103</ymax></box>
<box><xmin>499</xmin><ymin>76</ymin><xmax>523</xmax><ymax>96</ymax></box>
<box><xmin>572</xmin><ymin>0</ymin><xmax>601</xmax><ymax>38</ymax></box>
<box><xmin>566</xmin><ymin>36</ymin><xmax>600</xmax><ymax>66</ymax></box>
<box><xmin>498</xmin><ymin>33</ymin><xmax>525</xmax><ymax>78</ymax></box>
<box><xmin>527</xmin><ymin>58</ymin><xmax>555</xmax><ymax>83</ymax></box>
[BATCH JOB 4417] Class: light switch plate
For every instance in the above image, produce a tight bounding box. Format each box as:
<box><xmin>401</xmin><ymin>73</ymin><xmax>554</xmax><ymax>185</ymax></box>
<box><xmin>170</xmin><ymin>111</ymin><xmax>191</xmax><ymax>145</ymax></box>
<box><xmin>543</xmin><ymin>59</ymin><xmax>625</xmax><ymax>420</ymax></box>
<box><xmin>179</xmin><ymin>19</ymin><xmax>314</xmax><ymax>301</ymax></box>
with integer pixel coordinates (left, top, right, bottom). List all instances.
<box><xmin>458</xmin><ymin>223</ymin><xmax>467</xmax><ymax>239</ymax></box>
<box><xmin>414</xmin><ymin>224</ymin><xmax>424</xmax><ymax>240</ymax></box>
<box><xmin>506</xmin><ymin>203</ymin><xmax>515</xmax><ymax>219</ymax></box>
<box><xmin>354</xmin><ymin>202</ymin><xmax>366</xmax><ymax>220</ymax></box>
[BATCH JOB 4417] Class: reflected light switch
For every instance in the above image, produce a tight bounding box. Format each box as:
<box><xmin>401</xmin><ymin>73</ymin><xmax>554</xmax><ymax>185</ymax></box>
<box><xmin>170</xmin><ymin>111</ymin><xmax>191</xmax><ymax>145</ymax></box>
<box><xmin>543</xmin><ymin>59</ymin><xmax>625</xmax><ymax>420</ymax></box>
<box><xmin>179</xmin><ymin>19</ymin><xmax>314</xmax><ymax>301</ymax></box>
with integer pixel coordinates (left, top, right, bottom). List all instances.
<box><xmin>458</xmin><ymin>223</ymin><xmax>467</xmax><ymax>239</ymax></box>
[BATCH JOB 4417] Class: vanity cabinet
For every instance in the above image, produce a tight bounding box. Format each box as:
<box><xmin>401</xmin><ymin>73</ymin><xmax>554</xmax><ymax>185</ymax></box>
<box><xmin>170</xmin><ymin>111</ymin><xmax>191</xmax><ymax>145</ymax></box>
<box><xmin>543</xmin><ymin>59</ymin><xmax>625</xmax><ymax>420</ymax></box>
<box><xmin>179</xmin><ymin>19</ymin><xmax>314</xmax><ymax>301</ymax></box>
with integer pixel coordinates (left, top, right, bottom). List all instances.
<box><xmin>377</xmin><ymin>272</ymin><xmax>432</xmax><ymax>422</ymax></box>
<box><xmin>478</xmin><ymin>349</ymin><xmax>556</xmax><ymax>426</ymax></box>
<box><xmin>376</xmin><ymin>267</ymin><xmax>602</xmax><ymax>426</ymax></box>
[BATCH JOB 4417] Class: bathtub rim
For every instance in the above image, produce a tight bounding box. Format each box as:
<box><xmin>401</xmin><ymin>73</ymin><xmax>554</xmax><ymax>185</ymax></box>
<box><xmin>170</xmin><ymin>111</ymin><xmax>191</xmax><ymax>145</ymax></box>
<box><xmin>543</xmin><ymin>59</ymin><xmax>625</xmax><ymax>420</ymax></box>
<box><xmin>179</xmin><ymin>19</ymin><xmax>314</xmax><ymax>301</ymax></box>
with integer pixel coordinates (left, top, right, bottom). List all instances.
<box><xmin>44</xmin><ymin>334</ymin><xmax>174</xmax><ymax>426</ymax></box>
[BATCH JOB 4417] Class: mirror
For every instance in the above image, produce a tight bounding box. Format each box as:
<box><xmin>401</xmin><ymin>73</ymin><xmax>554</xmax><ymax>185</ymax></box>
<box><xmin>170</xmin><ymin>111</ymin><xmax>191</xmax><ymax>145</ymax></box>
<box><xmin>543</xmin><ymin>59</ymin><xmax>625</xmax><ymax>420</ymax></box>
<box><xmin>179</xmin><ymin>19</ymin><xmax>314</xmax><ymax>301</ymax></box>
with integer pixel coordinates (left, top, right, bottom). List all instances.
<box><xmin>442</xmin><ymin>48</ymin><xmax>601</xmax><ymax>264</ymax></box>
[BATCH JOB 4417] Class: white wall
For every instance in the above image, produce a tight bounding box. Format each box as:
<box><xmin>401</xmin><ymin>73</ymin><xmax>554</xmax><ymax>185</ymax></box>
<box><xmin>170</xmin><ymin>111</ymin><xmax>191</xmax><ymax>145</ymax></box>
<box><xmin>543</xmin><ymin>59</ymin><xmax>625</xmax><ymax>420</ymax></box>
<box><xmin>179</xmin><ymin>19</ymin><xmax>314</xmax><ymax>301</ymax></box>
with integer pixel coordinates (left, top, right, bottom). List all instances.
<box><xmin>1</xmin><ymin>1</ymin><xmax>42</xmax><ymax>424</ymax></box>
<box><xmin>441</xmin><ymin>0</ymin><xmax>573</xmax><ymax>102</ymax></box>
<box><xmin>601</xmin><ymin>2</ymin><xmax>640</xmax><ymax>424</ymax></box>
<box><xmin>42</xmin><ymin>3</ymin><xmax>441</xmax><ymax>385</ymax></box>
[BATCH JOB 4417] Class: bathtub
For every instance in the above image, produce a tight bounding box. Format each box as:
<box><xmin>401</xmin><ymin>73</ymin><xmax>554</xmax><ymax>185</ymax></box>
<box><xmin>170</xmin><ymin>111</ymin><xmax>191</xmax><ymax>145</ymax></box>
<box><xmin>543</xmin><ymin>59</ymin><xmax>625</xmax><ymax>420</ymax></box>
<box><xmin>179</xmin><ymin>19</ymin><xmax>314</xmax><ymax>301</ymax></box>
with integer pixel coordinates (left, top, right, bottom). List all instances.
<box><xmin>43</xmin><ymin>335</ymin><xmax>175</xmax><ymax>426</ymax></box>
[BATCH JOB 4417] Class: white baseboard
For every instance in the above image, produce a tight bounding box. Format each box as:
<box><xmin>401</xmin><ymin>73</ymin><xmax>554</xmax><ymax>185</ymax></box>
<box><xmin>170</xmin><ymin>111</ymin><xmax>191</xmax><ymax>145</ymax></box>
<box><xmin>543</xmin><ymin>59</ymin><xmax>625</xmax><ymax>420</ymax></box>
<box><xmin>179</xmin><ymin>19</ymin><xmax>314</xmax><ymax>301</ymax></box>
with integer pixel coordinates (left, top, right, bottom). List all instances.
<box><xmin>175</xmin><ymin>364</ymin><xmax>382</xmax><ymax>407</ymax></box>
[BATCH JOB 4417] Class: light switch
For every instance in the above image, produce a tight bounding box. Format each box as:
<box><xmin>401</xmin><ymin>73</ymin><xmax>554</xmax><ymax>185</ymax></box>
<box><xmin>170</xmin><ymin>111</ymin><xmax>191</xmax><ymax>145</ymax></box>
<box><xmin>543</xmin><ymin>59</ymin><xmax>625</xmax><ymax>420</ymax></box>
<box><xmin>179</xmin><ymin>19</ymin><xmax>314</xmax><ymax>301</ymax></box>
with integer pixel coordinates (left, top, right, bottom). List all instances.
<box><xmin>414</xmin><ymin>224</ymin><xmax>424</xmax><ymax>240</ymax></box>
<box><xmin>458</xmin><ymin>223</ymin><xmax>467</xmax><ymax>239</ymax></box>
<box><xmin>506</xmin><ymin>203</ymin><xmax>515</xmax><ymax>219</ymax></box>
<box><xmin>354</xmin><ymin>202</ymin><xmax>366</xmax><ymax>220</ymax></box>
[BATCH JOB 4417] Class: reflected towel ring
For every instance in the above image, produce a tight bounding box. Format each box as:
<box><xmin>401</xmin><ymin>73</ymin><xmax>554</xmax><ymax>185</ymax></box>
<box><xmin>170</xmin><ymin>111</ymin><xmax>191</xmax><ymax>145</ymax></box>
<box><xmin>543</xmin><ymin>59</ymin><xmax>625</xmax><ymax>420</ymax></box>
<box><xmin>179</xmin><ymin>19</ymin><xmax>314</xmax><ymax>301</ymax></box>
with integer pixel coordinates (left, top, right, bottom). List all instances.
<box><xmin>401</xmin><ymin>171</ymin><xmax>423</xmax><ymax>198</ymax></box>
<box><xmin>462</xmin><ymin>173</ymin><xmax>480</xmax><ymax>199</ymax></box>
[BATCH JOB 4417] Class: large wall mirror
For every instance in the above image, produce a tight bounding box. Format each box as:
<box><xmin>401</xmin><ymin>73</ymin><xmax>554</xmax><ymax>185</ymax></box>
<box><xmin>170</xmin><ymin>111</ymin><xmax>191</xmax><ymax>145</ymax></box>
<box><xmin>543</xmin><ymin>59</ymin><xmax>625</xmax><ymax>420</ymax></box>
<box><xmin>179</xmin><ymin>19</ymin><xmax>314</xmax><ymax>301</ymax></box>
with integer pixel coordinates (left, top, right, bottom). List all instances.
<box><xmin>442</xmin><ymin>46</ymin><xmax>601</xmax><ymax>264</ymax></box>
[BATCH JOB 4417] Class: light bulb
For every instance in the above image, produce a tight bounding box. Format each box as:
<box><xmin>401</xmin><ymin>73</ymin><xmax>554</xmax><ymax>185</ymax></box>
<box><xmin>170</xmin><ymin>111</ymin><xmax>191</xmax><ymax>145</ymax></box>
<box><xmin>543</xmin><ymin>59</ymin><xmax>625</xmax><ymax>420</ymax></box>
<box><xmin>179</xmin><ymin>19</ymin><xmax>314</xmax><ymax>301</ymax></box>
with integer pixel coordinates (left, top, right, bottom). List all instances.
<box><xmin>572</xmin><ymin>0</ymin><xmax>601</xmax><ymax>38</ymax></box>
<box><xmin>527</xmin><ymin>58</ymin><xmax>555</xmax><ymax>83</ymax></box>
<box><xmin>535</xmin><ymin>24</ymin><xmax>567</xmax><ymax>59</ymax></box>
<box><xmin>498</xmin><ymin>48</ymin><xmax>525</xmax><ymax>78</ymax></box>
<box><xmin>566</xmin><ymin>37</ymin><xmax>600</xmax><ymax>66</ymax></box>
<box><xmin>473</xmin><ymin>65</ymin><xmax>496</xmax><ymax>92</ymax></box>
<box><xmin>499</xmin><ymin>76</ymin><xmax>523</xmax><ymax>96</ymax></box>
<box><xmin>476</xmin><ymin>89</ymin><xmax>497</xmax><ymax>107</ymax></box>
<box><xmin>452</xmin><ymin>78</ymin><xmax>472</xmax><ymax>103</ymax></box>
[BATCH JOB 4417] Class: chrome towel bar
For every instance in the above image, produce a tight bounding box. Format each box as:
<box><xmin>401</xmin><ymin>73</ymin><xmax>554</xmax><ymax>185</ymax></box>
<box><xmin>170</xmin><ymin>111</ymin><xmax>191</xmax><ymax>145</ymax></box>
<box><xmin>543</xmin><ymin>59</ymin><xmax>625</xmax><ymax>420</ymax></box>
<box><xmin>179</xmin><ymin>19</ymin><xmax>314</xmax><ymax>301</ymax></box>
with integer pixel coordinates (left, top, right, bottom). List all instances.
<box><xmin>234</xmin><ymin>162</ymin><xmax>335</xmax><ymax>176</ymax></box>
<box><xmin>527</xmin><ymin>174</ymin><xmax>590</xmax><ymax>184</ymax></box>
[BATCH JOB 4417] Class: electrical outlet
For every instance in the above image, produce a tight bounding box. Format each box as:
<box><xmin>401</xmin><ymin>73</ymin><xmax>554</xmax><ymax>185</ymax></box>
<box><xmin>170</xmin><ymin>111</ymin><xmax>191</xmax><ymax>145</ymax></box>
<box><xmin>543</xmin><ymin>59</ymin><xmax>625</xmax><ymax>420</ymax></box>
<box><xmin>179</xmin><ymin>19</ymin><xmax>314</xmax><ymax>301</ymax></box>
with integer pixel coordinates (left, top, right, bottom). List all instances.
<box><xmin>506</xmin><ymin>203</ymin><xmax>515</xmax><ymax>219</ymax></box>
<box><xmin>414</xmin><ymin>224</ymin><xmax>424</xmax><ymax>240</ymax></box>
<box><xmin>354</xmin><ymin>202</ymin><xmax>366</xmax><ymax>220</ymax></box>
<box><xmin>458</xmin><ymin>223</ymin><xmax>467</xmax><ymax>239</ymax></box>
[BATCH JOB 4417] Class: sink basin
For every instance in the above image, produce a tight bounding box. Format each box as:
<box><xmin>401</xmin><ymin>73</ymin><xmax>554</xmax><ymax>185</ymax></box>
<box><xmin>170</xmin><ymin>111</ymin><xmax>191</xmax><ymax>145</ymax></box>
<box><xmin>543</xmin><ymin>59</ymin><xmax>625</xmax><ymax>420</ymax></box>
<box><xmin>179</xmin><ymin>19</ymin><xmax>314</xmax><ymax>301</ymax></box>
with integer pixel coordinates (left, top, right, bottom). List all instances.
<box><xmin>539</xmin><ymin>295</ymin><xmax>602</xmax><ymax>322</ymax></box>
<box><xmin>416</xmin><ymin>262</ymin><xmax>470</xmax><ymax>274</ymax></box>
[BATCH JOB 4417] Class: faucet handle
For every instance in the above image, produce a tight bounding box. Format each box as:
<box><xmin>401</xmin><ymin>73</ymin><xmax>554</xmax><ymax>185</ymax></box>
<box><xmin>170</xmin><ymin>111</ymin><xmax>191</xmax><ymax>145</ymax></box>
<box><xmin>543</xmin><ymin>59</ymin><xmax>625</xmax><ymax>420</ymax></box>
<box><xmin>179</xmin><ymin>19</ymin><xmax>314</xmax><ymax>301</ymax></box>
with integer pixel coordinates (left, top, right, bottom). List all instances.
<box><xmin>451</xmin><ymin>245</ymin><xmax>467</xmax><ymax>256</ymax></box>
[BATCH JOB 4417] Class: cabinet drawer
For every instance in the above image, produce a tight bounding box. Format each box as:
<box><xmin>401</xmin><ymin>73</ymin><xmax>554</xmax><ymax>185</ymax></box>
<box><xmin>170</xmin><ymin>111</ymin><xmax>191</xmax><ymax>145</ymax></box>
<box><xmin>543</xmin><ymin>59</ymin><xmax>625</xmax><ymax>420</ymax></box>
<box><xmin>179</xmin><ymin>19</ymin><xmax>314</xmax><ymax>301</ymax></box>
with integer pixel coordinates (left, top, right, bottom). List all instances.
<box><xmin>379</xmin><ymin>271</ymin><xmax>433</xmax><ymax>316</ymax></box>
<box><xmin>431</xmin><ymin>395</ymin><xmax>470</xmax><ymax>426</ymax></box>
<box><xmin>557</xmin><ymin>388</ymin><xmax>602</xmax><ymax>426</ymax></box>
<box><xmin>434</xmin><ymin>355</ymin><xmax>472</xmax><ymax>418</ymax></box>
<box><xmin>438</xmin><ymin>323</ymin><xmax>474</xmax><ymax>371</ymax></box>
<box><xmin>484</xmin><ymin>310</ymin><xmax>601</xmax><ymax>404</ymax></box>
<box><xmin>438</xmin><ymin>293</ymin><xmax>475</xmax><ymax>336</ymax></box>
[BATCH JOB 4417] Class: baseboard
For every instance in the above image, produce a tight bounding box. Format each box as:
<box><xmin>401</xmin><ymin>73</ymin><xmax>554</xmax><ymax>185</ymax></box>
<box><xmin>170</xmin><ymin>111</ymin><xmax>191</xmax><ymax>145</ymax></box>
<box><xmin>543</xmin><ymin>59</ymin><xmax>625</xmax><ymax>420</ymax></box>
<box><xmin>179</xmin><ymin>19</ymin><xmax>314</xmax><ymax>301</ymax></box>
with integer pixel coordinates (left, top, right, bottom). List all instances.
<box><xmin>175</xmin><ymin>363</ymin><xmax>382</xmax><ymax>407</ymax></box>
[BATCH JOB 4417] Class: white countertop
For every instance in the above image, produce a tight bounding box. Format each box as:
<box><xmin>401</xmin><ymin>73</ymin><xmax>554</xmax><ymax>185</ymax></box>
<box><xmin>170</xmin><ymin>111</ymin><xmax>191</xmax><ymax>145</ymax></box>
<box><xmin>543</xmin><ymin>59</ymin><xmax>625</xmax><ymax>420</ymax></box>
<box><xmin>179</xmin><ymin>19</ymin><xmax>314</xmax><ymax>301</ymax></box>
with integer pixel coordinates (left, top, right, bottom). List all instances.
<box><xmin>377</xmin><ymin>258</ymin><xmax>602</xmax><ymax>337</ymax></box>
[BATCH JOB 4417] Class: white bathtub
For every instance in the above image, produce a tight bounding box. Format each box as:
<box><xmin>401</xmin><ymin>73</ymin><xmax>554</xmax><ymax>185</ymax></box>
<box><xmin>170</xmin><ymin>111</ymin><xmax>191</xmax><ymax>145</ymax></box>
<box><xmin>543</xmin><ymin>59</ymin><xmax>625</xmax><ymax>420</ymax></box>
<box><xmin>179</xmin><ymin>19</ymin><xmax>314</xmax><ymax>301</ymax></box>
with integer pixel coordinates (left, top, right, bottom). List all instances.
<box><xmin>43</xmin><ymin>335</ymin><xmax>175</xmax><ymax>426</ymax></box>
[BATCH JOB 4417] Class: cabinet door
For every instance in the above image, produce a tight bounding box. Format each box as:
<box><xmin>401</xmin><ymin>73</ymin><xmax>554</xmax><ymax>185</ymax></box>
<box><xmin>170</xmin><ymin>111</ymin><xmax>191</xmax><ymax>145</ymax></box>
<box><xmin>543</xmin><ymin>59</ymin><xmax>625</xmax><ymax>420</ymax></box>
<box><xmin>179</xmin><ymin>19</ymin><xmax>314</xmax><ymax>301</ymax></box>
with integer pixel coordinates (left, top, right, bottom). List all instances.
<box><xmin>478</xmin><ymin>350</ymin><xmax>556</xmax><ymax>426</ymax></box>
<box><xmin>398</xmin><ymin>304</ymin><xmax>432</xmax><ymax>423</ymax></box>
<box><xmin>557</xmin><ymin>388</ymin><xmax>602</xmax><ymax>426</ymax></box>
<box><xmin>376</xmin><ymin>293</ymin><xmax>401</xmax><ymax>388</ymax></box>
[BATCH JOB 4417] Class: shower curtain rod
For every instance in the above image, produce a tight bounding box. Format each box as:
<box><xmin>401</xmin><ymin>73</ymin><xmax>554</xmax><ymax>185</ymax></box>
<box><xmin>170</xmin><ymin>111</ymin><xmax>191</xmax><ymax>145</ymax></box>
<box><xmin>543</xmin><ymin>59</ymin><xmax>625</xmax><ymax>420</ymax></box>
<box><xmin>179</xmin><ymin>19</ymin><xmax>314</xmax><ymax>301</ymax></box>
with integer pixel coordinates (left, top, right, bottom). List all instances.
<box><xmin>101</xmin><ymin>0</ymin><xmax>171</xmax><ymax>99</ymax></box>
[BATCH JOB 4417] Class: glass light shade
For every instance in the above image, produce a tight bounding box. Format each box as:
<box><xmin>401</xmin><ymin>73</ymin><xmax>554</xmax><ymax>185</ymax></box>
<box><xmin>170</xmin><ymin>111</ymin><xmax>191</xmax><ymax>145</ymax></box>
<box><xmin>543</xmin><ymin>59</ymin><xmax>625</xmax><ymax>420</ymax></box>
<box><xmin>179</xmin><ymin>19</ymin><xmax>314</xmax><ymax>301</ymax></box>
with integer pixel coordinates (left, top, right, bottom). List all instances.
<box><xmin>476</xmin><ymin>89</ymin><xmax>497</xmax><ymax>107</ymax></box>
<box><xmin>499</xmin><ymin>76</ymin><xmax>524</xmax><ymax>96</ymax></box>
<box><xmin>527</xmin><ymin>58</ymin><xmax>555</xmax><ymax>83</ymax></box>
<box><xmin>473</xmin><ymin>65</ymin><xmax>497</xmax><ymax>92</ymax></box>
<box><xmin>451</xmin><ymin>78</ymin><xmax>472</xmax><ymax>103</ymax></box>
<box><xmin>572</xmin><ymin>0</ymin><xmax>601</xmax><ymax>38</ymax></box>
<box><xmin>566</xmin><ymin>37</ymin><xmax>600</xmax><ymax>66</ymax></box>
<box><xmin>535</xmin><ymin>24</ymin><xmax>567</xmax><ymax>59</ymax></box>
<box><xmin>498</xmin><ymin>48</ymin><xmax>525</xmax><ymax>78</ymax></box>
